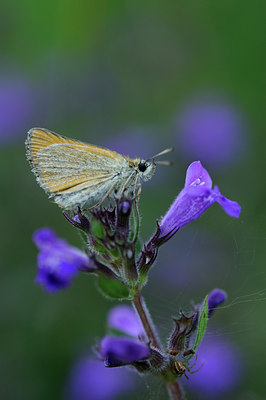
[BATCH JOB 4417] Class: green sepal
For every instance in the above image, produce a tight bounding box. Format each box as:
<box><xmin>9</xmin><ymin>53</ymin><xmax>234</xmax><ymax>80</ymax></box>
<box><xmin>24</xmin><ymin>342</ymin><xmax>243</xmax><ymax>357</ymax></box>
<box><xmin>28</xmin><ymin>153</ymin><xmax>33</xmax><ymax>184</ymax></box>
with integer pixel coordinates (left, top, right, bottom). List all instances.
<box><xmin>97</xmin><ymin>275</ymin><xmax>130</xmax><ymax>300</ymax></box>
<box><xmin>78</xmin><ymin>230</ymin><xmax>89</xmax><ymax>247</ymax></box>
<box><xmin>129</xmin><ymin>201</ymin><xmax>141</xmax><ymax>242</ymax></box>
<box><xmin>190</xmin><ymin>295</ymin><xmax>208</xmax><ymax>357</ymax></box>
<box><xmin>91</xmin><ymin>219</ymin><xmax>105</xmax><ymax>238</ymax></box>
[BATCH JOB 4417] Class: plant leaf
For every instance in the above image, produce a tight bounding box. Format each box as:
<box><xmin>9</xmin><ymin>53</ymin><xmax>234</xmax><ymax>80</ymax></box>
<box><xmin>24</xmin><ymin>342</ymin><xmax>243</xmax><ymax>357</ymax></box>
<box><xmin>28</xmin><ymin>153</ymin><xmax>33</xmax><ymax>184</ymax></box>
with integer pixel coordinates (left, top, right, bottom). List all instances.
<box><xmin>192</xmin><ymin>295</ymin><xmax>209</xmax><ymax>353</ymax></box>
<box><xmin>97</xmin><ymin>276</ymin><xmax>129</xmax><ymax>300</ymax></box>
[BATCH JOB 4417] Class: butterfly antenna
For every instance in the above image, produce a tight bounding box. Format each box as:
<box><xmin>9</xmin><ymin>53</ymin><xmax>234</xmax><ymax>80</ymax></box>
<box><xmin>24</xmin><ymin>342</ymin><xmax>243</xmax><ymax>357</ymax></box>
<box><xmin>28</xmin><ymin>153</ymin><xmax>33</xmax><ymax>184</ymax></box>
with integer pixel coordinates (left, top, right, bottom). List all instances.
<box><xmin>146</xmin><ymin>147</ymin><xmax>174</xmax><ymax>166</ymax></box>
<box><xmin>155</xmin><ymin>160</ymin><xmax>172</xmax><ymax>166</ymax></box>
<box><xmin>151</xmin><ymin>147</ymin><xmax>174</xmax><ymax>159</ymax></box>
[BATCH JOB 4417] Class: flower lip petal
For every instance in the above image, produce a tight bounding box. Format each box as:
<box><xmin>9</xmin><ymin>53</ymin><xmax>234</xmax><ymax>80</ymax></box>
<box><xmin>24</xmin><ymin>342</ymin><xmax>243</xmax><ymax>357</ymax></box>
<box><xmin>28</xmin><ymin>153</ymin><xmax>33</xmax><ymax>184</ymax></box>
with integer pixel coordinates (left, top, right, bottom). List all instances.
<box><xmin>100</xmin><ymin>336</ymin><xmax>150</xmax><ymax>367</ymax></box>
<box><xmin>215</xmin><ymin>189</ymin><xmax>241</xmax><ymax>218</ymax></box>
<box><xmin>185</xmin><ymin>161</ymin><xmax>212</xmax><ymax>189</ymax></box>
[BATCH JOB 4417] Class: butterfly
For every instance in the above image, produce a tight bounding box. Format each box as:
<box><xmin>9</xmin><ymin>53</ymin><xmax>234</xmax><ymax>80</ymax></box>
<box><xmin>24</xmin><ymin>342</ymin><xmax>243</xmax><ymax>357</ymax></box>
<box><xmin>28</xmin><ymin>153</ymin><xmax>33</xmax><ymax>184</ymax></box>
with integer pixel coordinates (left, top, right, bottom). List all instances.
<box><xmin>26</xmin><ymin>127</ymin><xmax>173</xmax><ymax>210</ymax></box>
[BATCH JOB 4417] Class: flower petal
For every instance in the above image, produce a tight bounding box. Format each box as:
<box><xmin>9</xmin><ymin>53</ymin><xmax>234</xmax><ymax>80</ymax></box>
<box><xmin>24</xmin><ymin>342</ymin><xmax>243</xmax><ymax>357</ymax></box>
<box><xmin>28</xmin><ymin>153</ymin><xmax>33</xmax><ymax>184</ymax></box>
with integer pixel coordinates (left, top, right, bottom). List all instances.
<box><xmin>108</xmin><ymin>305</ymin><xmax>145</xmax><ymax>338</ymax></box>
<box><xmin>215</xmin><ymin>189</ymin><xmax>241</xmax><ymax>218</ymax></box>
<box><xmin>185</xmin><ymin>161</ymin><xmax>212</xmax><ymax>189</ymax></box>
<box><xmin>101</xmin><ymin>336</ymin><xmax>150</xmax><ymax>367</ymax></box>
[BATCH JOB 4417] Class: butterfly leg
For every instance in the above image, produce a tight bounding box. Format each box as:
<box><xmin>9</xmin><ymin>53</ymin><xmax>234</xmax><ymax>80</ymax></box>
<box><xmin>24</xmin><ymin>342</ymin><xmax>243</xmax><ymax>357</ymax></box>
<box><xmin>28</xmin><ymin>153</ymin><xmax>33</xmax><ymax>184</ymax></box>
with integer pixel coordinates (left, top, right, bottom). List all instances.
<box><xmin>92</xmin><ymin>182</ymin><xmax>117</xmax><ymax>209</ymax></box>
<box><xmin>117</xmin><ymin>171</ymin><xmax>137</xmax><ymax>200</ymax></box>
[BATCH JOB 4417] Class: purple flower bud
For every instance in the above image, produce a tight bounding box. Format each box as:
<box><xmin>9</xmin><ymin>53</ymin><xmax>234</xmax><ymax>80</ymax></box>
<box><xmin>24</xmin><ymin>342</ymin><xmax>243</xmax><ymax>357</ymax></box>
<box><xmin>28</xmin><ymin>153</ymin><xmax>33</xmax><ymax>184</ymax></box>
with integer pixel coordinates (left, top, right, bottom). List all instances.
<box><xmin>156</xmin><ymin>161</ymin><xmax>241</xmax><ymax>244</ymax></box>
<box><xmin>33</xmin><ymin>228</ymin><xmax>92</xmax><ymax>293</ymax></box>
<box><xmin>107</xmin><ymin>305</ymin><xmax>145</xmax><ymax>338</ymax></box>
<box><xmin>208</xmin><ymin>288</ymin><xmax>227</xmax><ymax>317</ymax></box>
<box><xmin>100</xmin><ymin>336</ymin><xmax>150</xmax><ymax>367</ymax></box>
<box><xmin>66</xmin><ymin>357</ymin><xmax>136</xmax><ymax>400</ymax></box>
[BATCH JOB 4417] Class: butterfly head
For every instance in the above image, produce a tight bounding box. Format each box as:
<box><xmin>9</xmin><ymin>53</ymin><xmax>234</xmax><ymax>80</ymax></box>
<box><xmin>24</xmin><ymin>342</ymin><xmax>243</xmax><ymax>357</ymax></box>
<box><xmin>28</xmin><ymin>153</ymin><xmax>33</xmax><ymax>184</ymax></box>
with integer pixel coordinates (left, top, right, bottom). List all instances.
<box><xmin>137</xmin><ymin>160</ymin><xmax>156</xmax><ymax>181</ymax></box>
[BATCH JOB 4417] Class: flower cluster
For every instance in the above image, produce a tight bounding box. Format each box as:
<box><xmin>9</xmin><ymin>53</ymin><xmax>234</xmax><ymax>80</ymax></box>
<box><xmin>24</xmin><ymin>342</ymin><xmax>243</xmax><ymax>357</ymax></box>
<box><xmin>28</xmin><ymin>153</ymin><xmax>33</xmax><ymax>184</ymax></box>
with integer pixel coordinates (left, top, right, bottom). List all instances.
<box><xmin>31</xmin><ymin>161</ymin><xmax>241</xmax><ymax>400</ymax></box>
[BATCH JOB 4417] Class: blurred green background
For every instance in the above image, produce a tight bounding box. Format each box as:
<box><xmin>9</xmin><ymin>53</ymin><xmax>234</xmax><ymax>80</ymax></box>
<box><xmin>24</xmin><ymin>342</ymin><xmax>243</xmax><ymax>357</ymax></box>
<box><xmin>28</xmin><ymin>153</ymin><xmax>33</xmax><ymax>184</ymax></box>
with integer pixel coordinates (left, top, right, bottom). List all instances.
<box><xmin>0</xmin><ymin>1</ymin><xmax>265</xmax><ymax>399</ymax></box>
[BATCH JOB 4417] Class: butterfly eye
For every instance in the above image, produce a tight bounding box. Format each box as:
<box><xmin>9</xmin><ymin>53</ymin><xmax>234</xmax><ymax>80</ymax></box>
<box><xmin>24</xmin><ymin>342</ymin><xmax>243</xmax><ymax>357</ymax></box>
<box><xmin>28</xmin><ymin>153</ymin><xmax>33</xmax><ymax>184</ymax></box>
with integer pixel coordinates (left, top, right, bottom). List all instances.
<box><xmin>138</xmin><ymin>161</ymin><xmax>147</xmax><ymax>172</ymax></box>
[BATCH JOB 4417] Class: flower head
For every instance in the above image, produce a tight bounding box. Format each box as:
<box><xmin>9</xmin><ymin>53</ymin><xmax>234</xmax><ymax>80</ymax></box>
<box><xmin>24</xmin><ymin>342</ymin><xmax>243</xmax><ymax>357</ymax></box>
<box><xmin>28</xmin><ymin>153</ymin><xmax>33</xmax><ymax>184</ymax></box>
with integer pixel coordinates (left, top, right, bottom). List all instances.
<box><xmin>99</xmin><ymin>305</ymin><xmax>150</xmax><ymax>367</ymax></box>
<box><xmin>33</xmin><ymin>228</ymin><xmax>92</xmax><ymax>293</ymax></box>
<box><xmin>155</xmin><ymin>161</ymin><xmax>241</xmax><ymax>244</ymax></box>
<box><xmin>100</xmin><ymin>336</ymin><xmax>150</xmax><ymax>367</ymax></box>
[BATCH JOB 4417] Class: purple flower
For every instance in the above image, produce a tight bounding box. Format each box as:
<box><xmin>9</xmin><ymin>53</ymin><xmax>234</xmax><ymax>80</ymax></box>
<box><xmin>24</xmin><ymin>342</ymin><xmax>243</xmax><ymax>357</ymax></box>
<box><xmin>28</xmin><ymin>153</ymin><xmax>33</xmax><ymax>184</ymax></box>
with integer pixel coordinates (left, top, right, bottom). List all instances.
<box><xmin>185</xmin><ymin>336</ymin><xmax>243</xmax><ymax>397</ymax></box>
<box><xmin>33</xmin><ymin>228</ymin><xmax>91</xmax><ymax>293</ymax></box>
<box><xmin>175</xmin><ymin>97</ymin><xmax>246</xmax><ymax>168</ymax></box>
<box><xmin>66</xmin><ymin>357</ymin><xmax>136</xmax><ymax>400</ymax></box>
<box><xmin>157</xmin><ymin>161</ymin><xmax>241</xmax><ymax>243</ymax></box>
<box><xmin>107</xmin><ymin>305</ymin><xmax>145</xmax><ymax>338</ymax></box>
<box><xmin>100</xmin><ymin>305</ymin><xmax>149</xmax><ymax>367</ymax></box>
<box><xmin>208</xmin><ymin>288</ymin><xmax>227</xmax><ymax>317</ymax></box>
<box><xmin>104</xmin><ymin>127</ymin><xmax>158</xmax><ymax>160</ymax></box>
<box><xmin>0</xmin><ymin>76</ymin><xmax>35</xmax><ymax>144</ymax></box>
<box><xmin>100</xmin><ymin>336</ymin><xmax>150</xmax><ymax>367</ymax></box>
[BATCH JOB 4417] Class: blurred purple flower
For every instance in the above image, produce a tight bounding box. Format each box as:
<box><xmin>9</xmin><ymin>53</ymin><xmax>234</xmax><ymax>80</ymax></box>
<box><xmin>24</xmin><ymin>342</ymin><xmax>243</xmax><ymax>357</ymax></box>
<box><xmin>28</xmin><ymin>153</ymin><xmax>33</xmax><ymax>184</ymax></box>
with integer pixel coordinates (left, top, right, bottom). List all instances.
<box><xmin>175</xmin><ymin>97</ymin><xmax>246</xmax><ymax>167</ymax></box>
<box><xmin>208</xmin><ymin>288</ymin><xmax>227</xmax><ymax>317</ymax></box>
<box><xmin>66</xmin><ymin>358</ymin><xmax>136</xmax><ymax>400</ymax></box>
<box><xmin>156</xmin><ymin>161</ymin><xmax>241</xmax><ymax>244</ymax></box>
<box><xmin>100</xmin><ymin>336</ymin><xmax>150</xmax><ymax>367</ymax></box>
<box><xmin>33</xmin><ymin>227</ymin><xmax>92</xmax><ymax>293</ymax></box>
<box><xmin>0</xmin><ymin>77</ymin><xmax>35</xmax><ymax>144</ymax></box>
<box><xmin>105</xmin><ymin>127</ymin><xmax>159</xmax><ymax>160</ymax></box>
<box><xmin>108</xmin><ymin>305</ymin><xmax>145</xmax><ymax>338</ymax></box>
<box><xmin>185</xmin><ymin>336</ymin><xmax>243</xmax><ymax>397</ymax></box>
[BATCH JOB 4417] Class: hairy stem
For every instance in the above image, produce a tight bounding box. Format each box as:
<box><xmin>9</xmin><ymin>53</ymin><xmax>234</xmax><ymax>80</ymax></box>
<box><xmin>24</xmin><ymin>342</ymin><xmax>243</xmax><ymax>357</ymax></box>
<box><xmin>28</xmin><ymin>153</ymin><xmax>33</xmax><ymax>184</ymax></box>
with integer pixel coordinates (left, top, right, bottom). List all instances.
<box><xmin>132</xmin><ymin>292</ymin><xmax>184</xmax><ymax>400</ymax></box>
<box><xmin>167</xmin><ymin>381</ymin><xmax>185</xmax><ymax>400</ymax></box>
<box><xmin>132</xmin><ymin>292</ymin><xmax>161</xmax><ymax>349</ymax></box>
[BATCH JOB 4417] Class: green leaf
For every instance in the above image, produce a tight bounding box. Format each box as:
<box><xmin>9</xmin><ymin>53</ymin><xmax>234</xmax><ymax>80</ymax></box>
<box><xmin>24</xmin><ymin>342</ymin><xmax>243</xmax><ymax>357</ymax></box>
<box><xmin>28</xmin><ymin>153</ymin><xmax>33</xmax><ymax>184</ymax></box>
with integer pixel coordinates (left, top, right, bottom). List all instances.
<box><xmin>192</xmin><ymin>295</ymin><xmax>209</xmax><ymax>353</ymax></box>
<box><xmin>97</xmin><ymin>276</ymin><xmax>130</xmax><ymax>300</ymax></box>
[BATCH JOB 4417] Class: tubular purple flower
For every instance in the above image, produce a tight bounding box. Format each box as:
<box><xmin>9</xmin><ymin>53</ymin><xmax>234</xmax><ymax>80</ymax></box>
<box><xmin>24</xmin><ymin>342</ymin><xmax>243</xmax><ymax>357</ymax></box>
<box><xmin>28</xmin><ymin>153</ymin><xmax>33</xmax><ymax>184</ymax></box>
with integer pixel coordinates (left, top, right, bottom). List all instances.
<box><xmin>157</xmin><ymin>161</ymin><xmax>241</xmax><ymax>244</ymax></box>
<box><xmin>107</xmin><ymin>305</ymin><xmax>145</xmax><ymax>338</ymax></box>
<box><xmin>33</xmin><ymin>228</ymin><xmax>93</xmax><ymax>293</ymax></box>
<box><xmin>100</xmin><ymin>336</ymin><xmax>150</xmax><ymax>367</ymax></box>
<box><xmin>208</xmin><ymin>288</ymin><xmax>227</xmax><ymax>317</ymax></box>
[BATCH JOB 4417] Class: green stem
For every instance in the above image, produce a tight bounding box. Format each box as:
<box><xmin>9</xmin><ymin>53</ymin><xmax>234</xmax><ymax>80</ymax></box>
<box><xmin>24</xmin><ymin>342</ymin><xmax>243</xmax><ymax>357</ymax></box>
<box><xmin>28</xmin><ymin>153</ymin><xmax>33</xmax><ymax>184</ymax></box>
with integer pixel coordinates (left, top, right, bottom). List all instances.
<box><xmin>132</xmin><ymin>292</ymin><xmax>184</xmax><ymax>400</ymax></box>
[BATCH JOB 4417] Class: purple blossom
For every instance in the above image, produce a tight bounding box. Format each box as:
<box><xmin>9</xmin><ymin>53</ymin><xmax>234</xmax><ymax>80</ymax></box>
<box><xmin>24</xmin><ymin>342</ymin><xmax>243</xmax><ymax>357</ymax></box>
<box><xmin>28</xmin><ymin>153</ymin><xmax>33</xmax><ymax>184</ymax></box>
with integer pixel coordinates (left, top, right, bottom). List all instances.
<box><xmin>33</xmin><ymin>228</ymin><xmax>92</xmax><ymax>293</ymax></box>
<box><xmin>175</xmin><ymin>97</ymin><xmax>246</xmax><ymax>168</ymax></box>
<box><xmin>157</xmin><ymin>161</ymin><xmax>241</xmax><ymax>243</ymax></box>
<box><xmin>66</xmin><ymin>357</ymin><xmax>136</xmax><ymax>400</ymax></box>
<box><xmin>99</xmin><ymin>306</ymin><xmax>149</xmax><ymax>367</ymax></box>
<box><xmin>0</xmin><ymin>76</ymin><xmax>35</xmax><ymax>144</ymax></box>
<box><xmin>208</xmin><ymin>288</ymin><xmax>227</xmax><ymax>317</ymax></box>
<box><xmin>104</xmin><ymin>127</ymin><xmax>158</xmax><ymax>160</ymax></box>
<box><xmin>100</xmin><ymin>336</ymin><xmax>150</xmax><ymax>367</ymax></box>
<box><xmin>107</xmin><ymin>305</ymin><xmax>145</xmax><ymax>338</ymax></box>
<box><xmin>185</xmin><ymin>336</ymin><xmax>243</xmax><ymax>397</ymax></box>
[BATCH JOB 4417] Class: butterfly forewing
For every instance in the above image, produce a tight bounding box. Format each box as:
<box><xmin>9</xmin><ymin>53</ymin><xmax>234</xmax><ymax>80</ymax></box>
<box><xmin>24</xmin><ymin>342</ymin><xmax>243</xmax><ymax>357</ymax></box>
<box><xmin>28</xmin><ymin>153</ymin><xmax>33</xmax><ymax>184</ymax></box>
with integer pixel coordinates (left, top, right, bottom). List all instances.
<box><xmin>26</xmin><ymin>128</ymin><xmax>127</xmax><ymax>206</ymax></box>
